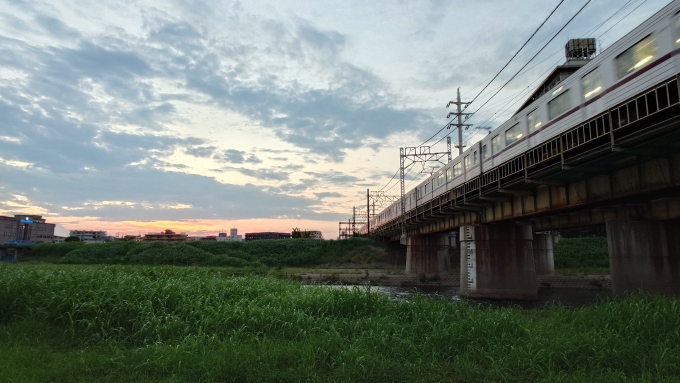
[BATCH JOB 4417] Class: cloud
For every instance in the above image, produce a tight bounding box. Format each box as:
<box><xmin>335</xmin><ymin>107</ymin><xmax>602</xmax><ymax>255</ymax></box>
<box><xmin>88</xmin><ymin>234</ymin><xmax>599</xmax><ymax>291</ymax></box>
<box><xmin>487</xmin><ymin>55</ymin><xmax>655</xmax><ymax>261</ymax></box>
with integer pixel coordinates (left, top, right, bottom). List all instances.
<box><xmin>216</xmin><ymin>149</ymin><xmax>262</xmax><ymax>164</ymax></box>
<box><xmin>185</xmin><ymin>145</ymin><xmax>217</xmax><ymax>158</ymax></box>
<box><xmin>315</xmin><ymin>192</ymin><xmax>342</xmax><ymax>199</ymax></box>
<box><xmin>303</xmin><ymin>170</ymin><xmax>362</xmax><ymax>184</ymax></box>
<box><xmin>0</xmin><ymin>162</ymin><xmax>344</xmax><ymax>221</ymax></box>
<box><xmin>138</xmin><ymin>16</ymin><xmax>432</xmax><ymax>161</ymax></box>
<box><xmin>2</xmin><ymin>0</ymin><xmax>665</xmax><ymax>229</ymax></box>
<box><xmin>35</xmin><ymin>15</ymin><xmax>82</xmax><ymax>40</ymax></box>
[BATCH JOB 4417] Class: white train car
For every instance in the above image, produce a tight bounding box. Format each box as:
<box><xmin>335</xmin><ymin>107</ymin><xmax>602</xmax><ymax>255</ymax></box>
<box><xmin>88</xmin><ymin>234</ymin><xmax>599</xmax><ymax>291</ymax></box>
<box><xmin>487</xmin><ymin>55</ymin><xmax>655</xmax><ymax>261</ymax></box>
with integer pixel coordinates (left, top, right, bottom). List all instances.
<box><xmin>365</xmin><ymin>0</ymin><xmax>680</xmax><ymax>234</ymax></box>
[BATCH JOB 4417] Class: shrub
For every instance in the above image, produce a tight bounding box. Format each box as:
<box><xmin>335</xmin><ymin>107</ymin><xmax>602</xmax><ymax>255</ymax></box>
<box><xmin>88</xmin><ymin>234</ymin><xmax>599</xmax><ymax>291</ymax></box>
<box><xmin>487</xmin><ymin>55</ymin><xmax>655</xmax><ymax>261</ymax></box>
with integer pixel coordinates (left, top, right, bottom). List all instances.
<box><xmin>554</xmin><ymin>237</ymin><xmax>609</xmax><ymax>268</ymax></box>
<box><xmin>28</xmin><ymin>238</ymin><xmax>389</xmax><ymax>268</ymax></box>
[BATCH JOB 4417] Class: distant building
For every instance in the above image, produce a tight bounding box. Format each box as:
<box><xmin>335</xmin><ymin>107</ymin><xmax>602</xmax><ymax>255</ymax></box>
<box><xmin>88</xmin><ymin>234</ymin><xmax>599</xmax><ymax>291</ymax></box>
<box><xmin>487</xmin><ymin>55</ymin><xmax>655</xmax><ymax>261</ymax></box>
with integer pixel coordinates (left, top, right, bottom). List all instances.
<box><xmin>217</xmin><ymin>228</ymin><xmax>243</xmax><ymax>242</ymax></box>
<box><xmin>121</xmin><ymin>235</ymin><xmax>142</xmax><ymax>242</ymax></box>
<box><xmin>0</xmin><ymin>216</ymin><xmax>19</xmax><ymax>244</ymax></box>
<box><xmin>198</xmin><ymin>236</ymin><xmax>217</xmax><ymax>241</ymax></box>
<box><xmin>0</xmin><ymin>215</ymin><xmax>55</xmax><ymax>244</ymax></box>
<box><xmin>142</xmin><ymin>229</ymin><xmax>189</xmax><ymax>242</ymax></box>
<box><xmin>302</xmin><ymin>230</ymin><xmax>323</xmax><ymax>239</ymax></box>
<box><xmin>69</xmin><ymin>230</ymin><xmax>108</xmax><ymax>244</ymax></box>
<box><xmin>53</xmin><ymin>236</ymin><xmax>66</xmax><ymax>244</ymax></box>
<box><xmin>245</xmin><ymin>232</ymin><xmax>291</xmax><ymax>241</ymax></box>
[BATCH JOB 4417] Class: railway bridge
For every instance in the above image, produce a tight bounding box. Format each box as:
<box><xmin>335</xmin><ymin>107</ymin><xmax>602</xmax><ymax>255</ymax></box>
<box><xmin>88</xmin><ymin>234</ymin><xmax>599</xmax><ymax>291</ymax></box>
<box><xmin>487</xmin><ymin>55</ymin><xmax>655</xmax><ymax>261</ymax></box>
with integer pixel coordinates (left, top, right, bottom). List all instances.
<box><xmin>371</xmin><ymin>77</ymin><xmax>680</xmax><ymax>299</ymax></box>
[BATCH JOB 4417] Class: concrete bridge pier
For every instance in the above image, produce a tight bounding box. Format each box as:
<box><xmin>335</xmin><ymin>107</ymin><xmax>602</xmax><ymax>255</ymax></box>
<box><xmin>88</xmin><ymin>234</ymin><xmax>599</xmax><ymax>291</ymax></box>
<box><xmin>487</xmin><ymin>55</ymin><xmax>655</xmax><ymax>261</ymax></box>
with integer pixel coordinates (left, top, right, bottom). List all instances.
<box><xmin>405</xmin><ymin>234</ymin><xmax>450</xmax><ymax>276</ymax></box>
<box><xmin>606</xmin><ymin>219</ymin><xmax>680</xmax><ymax>296</ymax></box>
<box><xmin>460</xmin><ymin>223</ymin><xmax>537</xmax><ymax>300</ymax></box>
<box><xmin>533</xmin><ymin>233</ymin><xmax>555</xmax><ymax>275</ymax></box>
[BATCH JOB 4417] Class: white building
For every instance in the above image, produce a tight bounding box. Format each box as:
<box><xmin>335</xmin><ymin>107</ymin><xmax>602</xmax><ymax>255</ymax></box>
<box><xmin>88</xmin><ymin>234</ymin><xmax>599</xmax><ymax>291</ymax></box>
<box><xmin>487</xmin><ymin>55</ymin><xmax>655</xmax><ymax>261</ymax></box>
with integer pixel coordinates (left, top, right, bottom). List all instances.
<box><xmin>302</xmin><ymin>230</ymin><xmax>323</xmax><ymax>239</ymax></box>
<box><xmin>69</xmin><ymin>230</ymin><xmax>108</xmax><ymax>244</ymax></box>
<box><xmin>216</xmin><ymin>228</ymin><xmax>243</xmax><ymax>242</ymax></box>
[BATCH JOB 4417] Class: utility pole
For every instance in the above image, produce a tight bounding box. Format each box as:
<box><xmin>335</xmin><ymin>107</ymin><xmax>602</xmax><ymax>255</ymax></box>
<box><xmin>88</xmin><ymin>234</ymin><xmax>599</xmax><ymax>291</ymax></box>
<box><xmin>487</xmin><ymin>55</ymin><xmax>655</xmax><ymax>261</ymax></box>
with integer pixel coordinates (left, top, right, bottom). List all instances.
<box><xmin>366</xmin><ymin>189</ymin><xmax>370</xmax><ymax>235</ymax></box>
<box><xmin>446</xmin><ymin>88</ymin><xmax>472</xmax><ymax>155</ymax></box>
<box><xmin>447</xmin><ymin>136</ymin><xmax>452</xmax><ymax>161</ymax></box>
<box><xmin>352</xmin><ymin>206</ymin><xmax>356</xmax><ymax>235</ymax></box>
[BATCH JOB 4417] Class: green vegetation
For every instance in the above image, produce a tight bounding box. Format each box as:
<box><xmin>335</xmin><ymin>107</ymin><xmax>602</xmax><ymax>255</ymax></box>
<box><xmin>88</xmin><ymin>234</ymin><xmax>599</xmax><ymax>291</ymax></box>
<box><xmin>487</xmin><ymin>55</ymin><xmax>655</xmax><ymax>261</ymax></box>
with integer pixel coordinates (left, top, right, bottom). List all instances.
<box><xmin>554</xmin><ymin>237</ymin><xmax>609</xmax><ymax>269</ymax></box>
<box><xmin>1</xmin><ymin>264</ymin><xmax>678</xmax><ymax>382</ymax></box>
<box><xmin>555</xmin><ymin>267</ymin><xmax>611</xmax><ymax>276</ymax></box>
<box><xmin>27</xmin><ymin>237</ymin><xmax>611</xmax><ymax>273</ymax></box>
<box><xmin>25</xmin><ymin>238</ymin><xmax>386</xmax><ymax>268</ymax></box>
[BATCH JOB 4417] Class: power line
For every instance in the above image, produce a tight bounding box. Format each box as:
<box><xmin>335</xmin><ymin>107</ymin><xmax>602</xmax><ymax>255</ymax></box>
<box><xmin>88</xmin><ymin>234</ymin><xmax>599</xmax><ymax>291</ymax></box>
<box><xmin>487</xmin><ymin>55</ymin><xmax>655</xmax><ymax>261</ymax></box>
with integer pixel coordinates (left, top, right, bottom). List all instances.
<box><xmin>465</xmin><ymin>0</ymin><xmax>594</xmax><ymax>123</ymax></box>
<box><xmin>378</xmin><ymin>168</ymin><xmax>400</xmax><ymax>191</ymax></box>
<box><xmin>417</xmin><ymin>117</ymin><xmax>457</xmax><ymax>147</ymax></box>
<box><xmin>376</xmin><ymin>0</ymin><xmax>649</xmax><ymax>211</ymax></box>
<box><xmin>597</xmin><ymin>0</ymin><xmax>650</xmax><ymax>41</ymax></box>
<box><xmin>384</xmin><ymin>164</ymin><xmax>414</xmax><ymax>193</ymax></box>
<box><xmin>418</xmin><ymin>1</ymin><xmax>571</xmax><ymax>150</ymax></box>
<box><xmin>463</xmin><ymin>0</ymin><xmax>566</xmax><ymax>109</ymax></box>
<box><xmin>418</xmin><ymin>1</ymin><xmax>566</xmax><ymax>149</ymax></box>
<box><xmin>463</xmin><ymin>0</ymin><xmax>642</xmax><ymax>140</ymax></box>
<box><xmin>466</xmin><ymin>55</ymin><xmax>564</xmax><ymax>136</ymax></box>
<box><xmin>589</xmin><ymin>0</ymin><xmax>639</xmax><ymax>37</ymax></box>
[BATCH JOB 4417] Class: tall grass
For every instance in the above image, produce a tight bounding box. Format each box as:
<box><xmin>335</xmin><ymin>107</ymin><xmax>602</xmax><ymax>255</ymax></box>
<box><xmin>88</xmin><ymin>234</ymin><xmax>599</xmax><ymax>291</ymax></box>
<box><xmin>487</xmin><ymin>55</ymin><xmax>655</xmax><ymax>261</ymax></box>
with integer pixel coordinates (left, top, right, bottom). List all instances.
<box><xmin>1</xmin><ymin>264</ymin><xmax>679</xmax><ymax>382</ymax></box>
<box><xmin>27</xmin><ymin>237</ymin><xmax>386</xmax><ymax>268</ymax></box>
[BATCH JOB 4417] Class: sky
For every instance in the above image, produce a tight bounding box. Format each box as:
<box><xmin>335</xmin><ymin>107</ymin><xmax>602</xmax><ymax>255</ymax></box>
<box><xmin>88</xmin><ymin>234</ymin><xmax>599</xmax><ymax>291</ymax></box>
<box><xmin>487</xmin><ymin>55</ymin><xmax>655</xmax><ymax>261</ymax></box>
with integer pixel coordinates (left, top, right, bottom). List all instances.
<box><xmin>0</xmin><ymin>0</ymin><xmax>671</xmax><ymax>239</ymax></box>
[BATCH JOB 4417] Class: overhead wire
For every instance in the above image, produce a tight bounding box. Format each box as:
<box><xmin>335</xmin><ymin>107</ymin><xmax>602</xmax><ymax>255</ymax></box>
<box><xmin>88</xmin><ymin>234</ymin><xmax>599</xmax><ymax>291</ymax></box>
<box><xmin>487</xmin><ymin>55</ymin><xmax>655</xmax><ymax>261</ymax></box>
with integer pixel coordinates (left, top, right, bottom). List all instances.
<box><xmin>416</xmin><ymin>0</ymin><xmax>566</xmax><ymax>149</ymax></box>
<box><xmin>378</xmin><ymin>168</ymin><xmax>400</xmax><ymax>191</ymax></box>
<box><xmin>596</xmin><ymin>0</ymin><xmax>650</xmax><ymax>41</ymax></box>
<box><xmin>463</xmin><ymin>0</ymin><xmax>642</xmax><ymax>139</ymax></box>
<box><xmin>463</xmin><ymin>0</ymin><xmax>594</xmax><ymax>125</ymax></box>
<box><xmin>463</xmin><ymin>0</ymin><xmax>566</xmax><ymax>109</ymax></box>
<box><xmin>465</xmin><ymin>54</ymin><xmax>564</xmax><ymax>137</ymax></box>
<box><xmin>420</xmin><ymin>0</ymin><xmax>600</xmax><ymax>152</ymax></box>
<box><xmin>402</xmin><ymin>0</ymin><xmax>592</xmax><ymax>191</ymax></box>
<box><xmin>458</xmin><ymin>0</ymin><xmax>645</xmax><ymax>149</ymax></box>
<box><xmin>373</xmin><ymin>0</ymin><xmax>650</xmax><ymax>215</ymax></box>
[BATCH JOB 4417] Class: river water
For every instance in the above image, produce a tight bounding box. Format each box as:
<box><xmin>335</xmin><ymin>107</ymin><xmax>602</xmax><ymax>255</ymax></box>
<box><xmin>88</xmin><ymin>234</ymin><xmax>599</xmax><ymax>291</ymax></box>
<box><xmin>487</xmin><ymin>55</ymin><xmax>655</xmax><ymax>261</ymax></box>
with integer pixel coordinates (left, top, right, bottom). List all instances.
<box><xmin>321</xmin><ymin>285</ymin><xmax>612</xmax><ymax>309</ymax></box>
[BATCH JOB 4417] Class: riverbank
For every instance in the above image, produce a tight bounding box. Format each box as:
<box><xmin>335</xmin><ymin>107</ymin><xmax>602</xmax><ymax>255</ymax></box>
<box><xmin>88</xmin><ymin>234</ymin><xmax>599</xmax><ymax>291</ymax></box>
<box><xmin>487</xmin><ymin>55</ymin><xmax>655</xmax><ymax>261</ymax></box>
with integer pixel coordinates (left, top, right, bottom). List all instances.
<box><xmin>1</xmin><ymin>264</ymin><xmax>678</xmax><ymax>382</ymax></box>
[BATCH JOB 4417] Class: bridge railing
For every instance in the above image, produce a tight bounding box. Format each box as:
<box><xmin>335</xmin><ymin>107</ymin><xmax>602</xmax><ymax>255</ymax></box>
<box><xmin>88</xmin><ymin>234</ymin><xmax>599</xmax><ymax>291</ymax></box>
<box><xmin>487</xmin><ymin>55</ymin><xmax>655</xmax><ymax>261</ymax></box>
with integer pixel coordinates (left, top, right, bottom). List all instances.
<box><xmin>375</xmin><ymin>76</ymin><xmax>680</xmax><ymax>236</ymax></box>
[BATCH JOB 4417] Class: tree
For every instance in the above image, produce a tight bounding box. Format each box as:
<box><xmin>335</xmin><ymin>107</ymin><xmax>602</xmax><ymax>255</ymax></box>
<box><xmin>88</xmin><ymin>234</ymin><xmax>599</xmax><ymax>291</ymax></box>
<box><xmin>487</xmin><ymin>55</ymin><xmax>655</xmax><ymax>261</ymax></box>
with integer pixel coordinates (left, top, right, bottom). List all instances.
<box><xmin>64</xmin><ymin>236</ymin><xmax>81</xmax><ymax>242</ymax></box>
<box><xmin>291</xmin><ymin>227</ymin><xmax>301</xmax><ymax>238</ymax></box>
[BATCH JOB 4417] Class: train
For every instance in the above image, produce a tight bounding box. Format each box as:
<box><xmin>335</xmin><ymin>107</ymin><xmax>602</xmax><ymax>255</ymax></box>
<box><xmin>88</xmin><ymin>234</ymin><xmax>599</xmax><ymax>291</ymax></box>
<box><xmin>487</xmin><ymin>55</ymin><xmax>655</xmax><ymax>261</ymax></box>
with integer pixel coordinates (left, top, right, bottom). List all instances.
<box><xmin>366</xmin><ymin>0</ymin><xmax>680</xmax><ymax>233</ymax></box>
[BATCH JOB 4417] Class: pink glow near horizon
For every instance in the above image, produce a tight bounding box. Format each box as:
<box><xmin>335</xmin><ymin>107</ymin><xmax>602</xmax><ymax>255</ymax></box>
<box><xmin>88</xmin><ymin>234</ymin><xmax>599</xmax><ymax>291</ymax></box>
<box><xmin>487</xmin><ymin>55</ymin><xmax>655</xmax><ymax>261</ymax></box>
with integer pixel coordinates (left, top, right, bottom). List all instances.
<box><xmin>48</xmin><ymin>216</ymin><xmax>342</xmax><ymax>240</ymax></box>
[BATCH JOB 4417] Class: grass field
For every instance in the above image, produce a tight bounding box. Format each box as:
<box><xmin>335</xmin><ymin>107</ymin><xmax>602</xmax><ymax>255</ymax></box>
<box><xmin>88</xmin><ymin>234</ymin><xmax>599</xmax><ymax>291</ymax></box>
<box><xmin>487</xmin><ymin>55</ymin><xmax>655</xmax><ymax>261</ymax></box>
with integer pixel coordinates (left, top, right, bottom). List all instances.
<box><xmin>1</xmin><ymin>263</ymin><xmax>679</xmax><ymax>382</ymax></box>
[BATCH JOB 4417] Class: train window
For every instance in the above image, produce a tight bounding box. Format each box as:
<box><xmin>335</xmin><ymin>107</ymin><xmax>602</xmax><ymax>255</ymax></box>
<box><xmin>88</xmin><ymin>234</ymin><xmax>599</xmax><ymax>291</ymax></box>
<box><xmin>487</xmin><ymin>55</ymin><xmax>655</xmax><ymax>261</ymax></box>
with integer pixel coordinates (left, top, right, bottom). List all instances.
<box><xmin>527</xmin><ymin>109</ymin><xmax>542</xmax><ymax>133</ymax></box>
<box><xmin>582</xmin><ymin>68</ymin><xmax>602</xmax><ymax>99</ymax></box>
<box><xmin>615</xmin><ymin>35</ymin><xmax>656</xmax><ymax>79</ymax></box>
<box><xmin>505</xmin><ymin>123</ymin><xmax>523</xmax><ymax>145</ymax></box>
<box><xmin>548</xmin><ymin>89</ymin><xmax>571</xmax><ymax>120</ymax></box>
<box><xmin>446</xmin><ymin>167</ymin><xmax>452</xmax><ymax>180</ymax></box>
<box><xmin>491</xmin><ymin>135</ymin><xmax>500</xmax><ymax>154</ymax></box>
<box><xmin>425</xmin><ymin>182</ymin><xmax>430</xmax><ymax>193</ymax></box>
<box><xmin>464</xmin><ymin>155</ymin><xmax>471</xmax><ymax>170</ymax></box>
<box><xmin>454</xmin><ymin>162</ymin><xmax>462</xmax><ymax>176</ymax></box>
<box><xmin>473</xmin><ymin>151</ymin><xmax>478</xmax><ymax>165</ymax></box>
<box><xmin>482</xmin><ymin>144</ymin><xmax>489</xmax><ymax>160</ymax></box>
<box><xmin>676</xmin><ymin>13</ymin><xmax>680</xmax><ymax>44</ymax></box>
<box><xmin>438</xmin><ymin>171</ymin><xmax>445</xmax><ymax>186</ymax></box>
